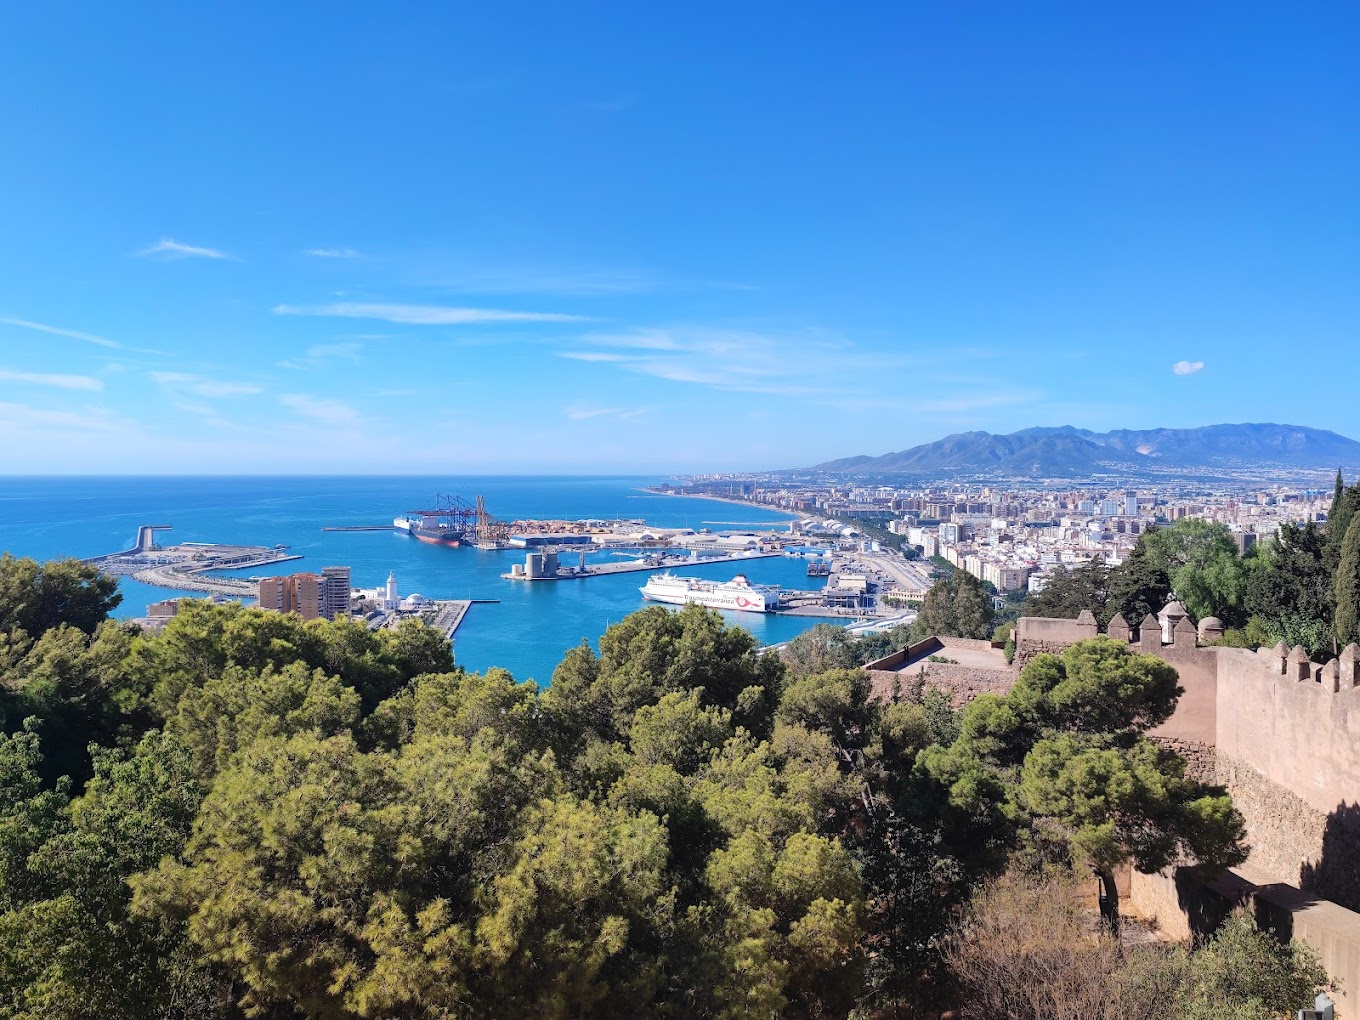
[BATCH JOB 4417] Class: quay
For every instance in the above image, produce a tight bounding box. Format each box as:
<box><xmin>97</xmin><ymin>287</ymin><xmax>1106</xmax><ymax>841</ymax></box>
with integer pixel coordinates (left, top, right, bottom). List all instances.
<box><xmin>88</xmin><ymin>526</ymin><xmax>303</xmax><ymax>597</ymax></box>
<box><xmin>364</xmin><ymin>598</ymin><xmax>482</xmax><ymax>639</ymax></box>
<box><xmin>502</xmin><ymin>550</ymin><xmax>781</xmax><ymax>581</ymax></box>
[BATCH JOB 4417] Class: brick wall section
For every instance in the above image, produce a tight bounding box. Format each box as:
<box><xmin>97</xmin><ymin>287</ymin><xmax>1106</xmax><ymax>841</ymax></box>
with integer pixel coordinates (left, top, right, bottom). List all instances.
<box><xmin>867</xmin><ymin>664</ymin><xmax>1016</xmax><ymax>708</ymax></box>
<box><xmin>1151</xmin><ymin>736</ymin><xmax>1217</xmax><ymax>784</ymax></box>
<box><xmin>1013</xmin><ymin>639</ymin><xmax>1070</xmax><ymax>668</ymax></box>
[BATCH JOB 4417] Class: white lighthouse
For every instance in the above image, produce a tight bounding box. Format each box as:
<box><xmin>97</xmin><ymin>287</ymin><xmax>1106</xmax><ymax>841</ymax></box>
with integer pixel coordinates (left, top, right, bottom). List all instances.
<box><xmin>385</xmin><ymin>571</ymin><xmax>398</xmax><ymax>611</ymax></box>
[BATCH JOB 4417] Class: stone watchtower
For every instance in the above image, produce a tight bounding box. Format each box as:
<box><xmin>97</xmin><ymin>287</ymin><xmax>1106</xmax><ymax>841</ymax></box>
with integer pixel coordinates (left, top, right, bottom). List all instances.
<box><xmin>1158</xmin><ymin>600</ymin><xmax>1188</xmax><ymax>643</ymax></box>
<box><xmin>1197</xmin><ymin>616</ymin><xmax>1225</xmax><ymax>643</ymax></box>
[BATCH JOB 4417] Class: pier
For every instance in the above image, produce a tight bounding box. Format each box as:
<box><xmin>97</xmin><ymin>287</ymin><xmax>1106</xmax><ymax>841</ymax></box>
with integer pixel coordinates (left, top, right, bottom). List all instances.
<box><xmin>89</xmin><ymin>526</ymin><xmax>303</xmax><ymax>597</ymax></box>
<box><xmin>502</xmin><ymin>550</ymin><xmax>781</xmax><ymax>581</ymax></box>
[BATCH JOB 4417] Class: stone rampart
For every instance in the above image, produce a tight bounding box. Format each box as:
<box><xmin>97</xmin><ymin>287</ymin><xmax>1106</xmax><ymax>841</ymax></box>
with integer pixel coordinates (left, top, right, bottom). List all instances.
<box><xmin>1004</xmin><ymin>608</ymin><xmax>1360</xmax><ymax>1005</ymax></box>
<box><xmin>868</xmin><ymin>663</ymin><xmax>1015</xmax><ymax>708</ymax></box>
<box><xmin>1014</xmin><ymin>614</ymin><xmax>1098</xmax><ymax>666</ymax></box>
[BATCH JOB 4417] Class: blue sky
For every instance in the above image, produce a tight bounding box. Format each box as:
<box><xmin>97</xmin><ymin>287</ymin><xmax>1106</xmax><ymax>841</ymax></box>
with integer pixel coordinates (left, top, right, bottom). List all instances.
<box><xmin>1</xmin><ymin>3</ymin><xmax>1356</xmax><ymax>473</ymax></box>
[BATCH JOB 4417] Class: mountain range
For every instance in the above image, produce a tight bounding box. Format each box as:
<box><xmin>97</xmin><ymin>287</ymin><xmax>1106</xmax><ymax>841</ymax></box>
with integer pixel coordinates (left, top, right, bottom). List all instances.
<box><xmin>809</xmin><ymin>423</ymin><xmax>1360</xmax><ymax>478</ymax></box>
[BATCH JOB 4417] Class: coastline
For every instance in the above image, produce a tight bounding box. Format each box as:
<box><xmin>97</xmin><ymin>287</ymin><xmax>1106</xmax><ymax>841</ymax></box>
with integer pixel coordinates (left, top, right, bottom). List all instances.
<box><xmin>640</xmin><ymin>487</ymin><xmax>800</xmax><ymax>521</ymax></box>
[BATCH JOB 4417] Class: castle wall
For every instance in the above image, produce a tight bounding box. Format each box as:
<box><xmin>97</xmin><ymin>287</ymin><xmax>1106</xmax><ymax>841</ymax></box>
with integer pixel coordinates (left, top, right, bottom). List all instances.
<box><xmin>1148</xmin><ymin>637</ymin><xmax>1218</xmax><ymax>747</ymax></box>
<box><xmin>1215</xmin><ymin>647</ymin><xmax>1360</xmax><ymax>818</ymax></box>
<box><xmin>1009</xmin><ymin>609</ymin><xmax>1360</xmax><ymax>1007</ymax></box>
<box><xmin>1014</xmin><ymin>615</ymin><xmax>1098</xmax><ymax>665</ymax></box>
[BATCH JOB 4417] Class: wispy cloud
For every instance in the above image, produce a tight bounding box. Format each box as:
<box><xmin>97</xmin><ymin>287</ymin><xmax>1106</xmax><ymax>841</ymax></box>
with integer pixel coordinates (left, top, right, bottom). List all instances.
<box><xmin>279</xmin><ymin>393</ymin><xmax>361</xmax><ymax>426</ymax></box>
<box><xmin>277</xmin><ymin>342</ymin><xmax>365</xmax><ymax>370</ymax></box>
<box><xmin>0</xmin><ymin>402</ymin><xmax>121</xmax><ymax>433</ymax></box>
<box><xmin>273</xmin><ymin>302</ymin><xmax>588</xmax><ymax>325</ymax></box>
<box><xmin>559</xmin><ymin>351</ymin><xmax>633</xmax><ymax>363</ymax></box>
<box><xmin>306</xmin><ymin>247</ymin><xmax>360</xmax><ymax>258</ymax></box>
<box><xmin>564</xmin><ymin>405</ymin><xmax>648</xmax><ymax>421</ymax></box>
<box><xmin>559</xmin><ymin>327</ymin><xmax>836</xmax><ymax>395</ymax></box>
<box><xmin>1172</xmin><ymin>360</ymin><xmax>1205</xmax><ymax>376</ymax></box>
<box><xmin>434</xmin><ymin>265</ymin><xmax>661</xmax><ymax>296</ymax></box>
<box><xmin>150</xmin><ymin>371</ymin><xmax>262</xmax><ymax>398</ymax></box>
<box><xmin>1</xmin><ymin>317</ymin><xmax>121</xmax><ymax>349</ymax></box>
<box><xmin>917</xmin><ymin>391</ymin><xmax>1042</xmax><ymax>413</ymax></box>
<box><xmin>137</xmin><ymin>238</ymin><xmax>235</xmax><ymax>260</ymax></box>
<box><xmin>0</xmin><ymin>367</ymin><xmax>104</xmax><ymax>391</ymax></box>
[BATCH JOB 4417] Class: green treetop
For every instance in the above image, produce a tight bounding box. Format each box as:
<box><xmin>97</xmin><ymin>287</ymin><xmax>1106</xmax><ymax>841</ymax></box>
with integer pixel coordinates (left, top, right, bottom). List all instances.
<box><xmin>920</xmin><ymin>637</ymin><xmax>1246</xmax><ymax>928</ymax></box>
<box><xmin>1334</xmin><ymin>513</ymin><xmax>1360</xmax><ymax>648</ymax></box>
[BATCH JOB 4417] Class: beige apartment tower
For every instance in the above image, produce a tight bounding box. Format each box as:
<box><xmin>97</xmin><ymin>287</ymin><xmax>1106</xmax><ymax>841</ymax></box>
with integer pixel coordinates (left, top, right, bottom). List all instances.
<box><xmin>257</xmin><ymin>566</ymin><xmax>351</xmax><ymax>621</ymax></box>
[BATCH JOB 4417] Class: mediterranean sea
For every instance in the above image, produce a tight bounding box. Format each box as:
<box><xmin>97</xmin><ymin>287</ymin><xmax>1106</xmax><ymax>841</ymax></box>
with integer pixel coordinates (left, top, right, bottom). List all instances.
<box><xmin>0</xmin><ymin>476</ymin><xmax>843</xmax><ymax>683</ymax></box>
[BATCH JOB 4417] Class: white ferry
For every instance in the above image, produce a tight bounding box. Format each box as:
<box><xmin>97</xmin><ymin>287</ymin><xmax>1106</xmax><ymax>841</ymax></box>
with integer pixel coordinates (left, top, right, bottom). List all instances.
<box><xmin>639</xmin><ymin>572</ymin><xmax>780</xmax><ymax>613</ymax></box>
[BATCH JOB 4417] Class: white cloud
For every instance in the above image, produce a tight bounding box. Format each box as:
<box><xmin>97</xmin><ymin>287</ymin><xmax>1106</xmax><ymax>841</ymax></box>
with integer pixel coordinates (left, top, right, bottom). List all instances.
<box><xmin>564</xmin><ymin>405</ymin><xmax>647</xmax><ymax>421</ymax></box>
<box><xmin>918</xmin><ymin>391</ymin><xmax>1042</xmax><ymax>413</ymax></box>
<box><xmin>277</xmin><ymin>342</ymin><xmax>365</xmax><ymax>370</ymax></box>
<box><xmin>306</xmin><ymin>247</ymin><xmax>360</xmax><ymax>258</ymax></box>
<box><xmin>137</xmin><ymin>238</ymin><xmax>234</xmax><ymax>260</ymax></box>
<box><xmin>0</xmin><ymin>401</ymin><xmax>121</xmax><ymax>433</ymax></box>
<box><xmin>0</xmin><ymin>367</ymin><xmax>103</xmax><ymax>391</ymax></box>
<box><xmin>279</xmin><ymin>393</ymin><xmax>361</xmax><ymax>426</ymax></box>
<box><xmin>559</xmin><ymin>351</ymin><xmax>633</xmax><ymax>363</ymax></box>
<box><xmin>1</xmin><ymin>317</ymin><xmax>121</xmax><ymax>349</ymax></box>
<box><xmin>559</xmin><ymin>327</ymin><xmax>826</xmax><ymax>395</ymax></box>
<box><xmin>150</xmin><ymin>371</ymin><xmax>262</xmax><ymax>397</ymax></box>
<box><xmin>1172</xmin><ymin>360</ymin><xmax>1205</xmax><ymax>376</ymax></box>
<box><xmin>273</xmin><ymin>302</ymin><xmax>587</xmax><ymax>325</ymax></box>
<box><xmin>432</xmin><ymin>265</ymin><xmax>661</xmax><ymax>296</ymax></box>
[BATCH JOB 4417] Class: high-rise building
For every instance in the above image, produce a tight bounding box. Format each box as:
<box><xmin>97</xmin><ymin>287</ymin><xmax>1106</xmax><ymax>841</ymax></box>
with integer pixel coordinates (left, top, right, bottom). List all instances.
<box><xmin>322</xmin><ymin>566</ymin><xmax>352</xmax><ymax>620</ymax></box>
<box><xmin>257</xmin><ymin>566</ymin><xmax>351</xmax><ymax>621</ymax></box>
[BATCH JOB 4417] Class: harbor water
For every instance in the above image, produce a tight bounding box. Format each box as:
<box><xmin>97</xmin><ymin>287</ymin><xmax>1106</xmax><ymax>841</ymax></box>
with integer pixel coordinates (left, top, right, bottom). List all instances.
<box><xmin>0</xmin><ymin>476</ymin><xmax>852</xmax><ymax>683</ymax></box>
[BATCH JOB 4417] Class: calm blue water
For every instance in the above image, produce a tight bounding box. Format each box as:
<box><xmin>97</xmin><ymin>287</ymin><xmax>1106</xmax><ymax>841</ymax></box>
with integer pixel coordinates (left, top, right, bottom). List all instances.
<box><xmin>0</xmin><ymin>476</ymin><xmax>841</xmax><ymax>683</ymax></box>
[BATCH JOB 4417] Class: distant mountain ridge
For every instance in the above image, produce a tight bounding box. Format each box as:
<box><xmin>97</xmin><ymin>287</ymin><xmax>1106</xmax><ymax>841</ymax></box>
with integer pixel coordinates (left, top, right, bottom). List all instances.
<box><xmin>809</xmin><ymin>423</ymin><xmax>1360</xmax><ymax>477</ymax></box>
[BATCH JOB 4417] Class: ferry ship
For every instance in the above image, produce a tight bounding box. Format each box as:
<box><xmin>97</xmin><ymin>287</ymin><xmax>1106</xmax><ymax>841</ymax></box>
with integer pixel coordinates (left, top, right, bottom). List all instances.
<box><xmin>639</xmin><ymin>572</ymin><xmax>780</xmax><ymax>613</ymax></box>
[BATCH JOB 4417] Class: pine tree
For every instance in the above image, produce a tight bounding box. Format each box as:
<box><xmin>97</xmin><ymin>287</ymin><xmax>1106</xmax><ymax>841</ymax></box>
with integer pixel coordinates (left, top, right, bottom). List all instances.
<box><xmin>1333</xmin><ymin>514</ymin><xmax>1360</xmax><ymax>647</ymax></box>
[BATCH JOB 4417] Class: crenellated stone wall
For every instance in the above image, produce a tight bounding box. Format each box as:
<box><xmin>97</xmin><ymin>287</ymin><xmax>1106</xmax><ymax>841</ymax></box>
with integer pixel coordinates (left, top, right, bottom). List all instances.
<box><xmin>1005</xmin><ymin>608</ymin><xmax>1360</xmax><ymax>1012</ymax></box>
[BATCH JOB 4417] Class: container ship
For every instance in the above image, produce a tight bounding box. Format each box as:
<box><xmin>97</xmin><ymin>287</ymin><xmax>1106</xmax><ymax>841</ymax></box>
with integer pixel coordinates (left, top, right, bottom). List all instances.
<box><xmin>639</xmin><ymin>573</ymin><xmax>781</xmax><ymax>613</ymax></box>
<box><xmin>393</xmin><ymin>515</ymin><xmax>465</xmax><ymax>548</ymax></box>
<box><xmin>394</xmin><ymin>494</ymin><xmax>508</xmax><ymax>549</ymax></box>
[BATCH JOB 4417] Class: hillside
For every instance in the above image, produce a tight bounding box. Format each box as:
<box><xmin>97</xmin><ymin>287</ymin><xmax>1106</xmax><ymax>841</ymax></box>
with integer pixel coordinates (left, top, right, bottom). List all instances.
<box><xmin>810</xmin><ymin>423</ymin><xmax>1360</xmax><ymax>477</ymax></box>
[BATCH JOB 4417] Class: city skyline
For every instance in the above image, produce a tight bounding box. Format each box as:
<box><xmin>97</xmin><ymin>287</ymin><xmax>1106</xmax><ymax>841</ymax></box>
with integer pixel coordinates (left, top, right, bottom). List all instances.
<box><xmin>1</xmin><ymin>3</ymin><xmax>1357</xmax><ymax>474</ymax></box>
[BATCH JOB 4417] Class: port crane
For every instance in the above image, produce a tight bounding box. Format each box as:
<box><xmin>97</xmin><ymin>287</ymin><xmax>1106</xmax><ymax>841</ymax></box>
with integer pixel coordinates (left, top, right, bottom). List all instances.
<box><xmin>403</xmin><ymin>493</ymin><xmax>511</xmax><ymax>548</ymax></box>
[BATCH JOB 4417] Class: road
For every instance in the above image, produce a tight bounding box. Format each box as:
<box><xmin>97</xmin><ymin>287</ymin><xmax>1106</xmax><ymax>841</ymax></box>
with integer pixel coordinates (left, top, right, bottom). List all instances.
<box><xmin>859</xmin><ymin>550</ymin><xmax>933</xmax><ymax>592</ymax></box>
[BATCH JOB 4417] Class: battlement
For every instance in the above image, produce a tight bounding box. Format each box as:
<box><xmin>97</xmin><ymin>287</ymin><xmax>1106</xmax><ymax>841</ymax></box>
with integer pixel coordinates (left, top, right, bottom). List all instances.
<box><xmin>1011</xmin><ymin>605</ymin><xmax>1360</xmax><ymax>1010</ymax></box>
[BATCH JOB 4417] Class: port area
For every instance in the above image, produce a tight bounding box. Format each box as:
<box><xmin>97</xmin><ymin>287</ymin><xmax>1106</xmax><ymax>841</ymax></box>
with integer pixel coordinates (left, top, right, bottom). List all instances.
<box><xmin>502</xmin><ymin>550</ymin><xmax>780</xmax><ymax>581</ymax></box>
<box><xmin>357</xmin><ymin>599</ymin><xmax>478</xmax><ymax>638</ymax></box>
<box><xmin>88</xmin><ymin>527</ymin><xmax>300</xmax><ymax>596</ymax></box>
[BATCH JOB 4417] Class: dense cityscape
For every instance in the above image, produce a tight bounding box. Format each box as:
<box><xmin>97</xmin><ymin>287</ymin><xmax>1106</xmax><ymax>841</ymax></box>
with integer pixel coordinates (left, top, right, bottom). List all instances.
<box><xmin>663</xmin><ymin>475</ymin><xmax>1327</xmax><ymax>596</ymax></box>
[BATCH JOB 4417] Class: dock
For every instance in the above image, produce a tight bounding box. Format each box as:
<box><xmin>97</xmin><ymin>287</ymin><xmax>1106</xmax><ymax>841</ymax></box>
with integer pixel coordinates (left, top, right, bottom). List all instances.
<box><xmin>365</xmin><ymin>598</ymin><xmax>484</xmax><ymax>639</ymax></box>
<box><xmin>502</xmin><ymin>550</ymin><xmax>781</xmax><ymax>581</ymax></box>
<box><xmin>89</xmin><ymin>526</ymin><xmax>303</xmax><ymax>597</ymax></box>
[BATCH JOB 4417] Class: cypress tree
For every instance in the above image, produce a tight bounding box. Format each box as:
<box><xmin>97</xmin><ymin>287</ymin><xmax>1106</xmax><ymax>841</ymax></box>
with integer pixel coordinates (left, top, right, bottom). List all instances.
<box><xmin>1326</xmin><ymin>482</ymin><xmax>1360</xmax><ymax>568</ymax></box>
<box><xmin>1333</xmin><ymin>514</ymin><xmax>1360</xmax><ymax>647</ymax></box>
<box><xmin>1334</xmin><ymin>468</ymin><xmax>1344</xmax><ymax>509</ymax></box>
